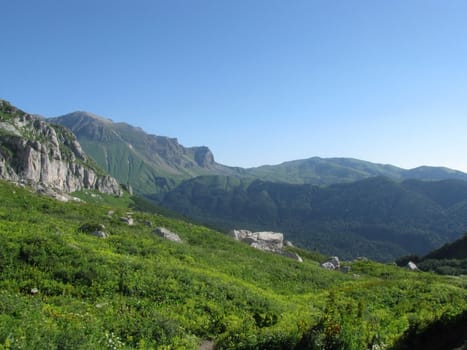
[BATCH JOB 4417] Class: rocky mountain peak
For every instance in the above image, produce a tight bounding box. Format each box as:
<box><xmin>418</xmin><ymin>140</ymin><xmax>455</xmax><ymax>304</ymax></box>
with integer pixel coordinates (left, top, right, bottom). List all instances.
<box><xmin>49</xmin><ymin>111</ymin><xmax>237</xmax><ymax>196</ymax></box>
<box><xmin>0</xmin><ymin>100</ymin><xmax>121</xmax><ymax>198</ymax></box>
<box><xmin>192</xmin><ymin>146</ymin><xmax>215</xmax><ymax>167</ymax></box>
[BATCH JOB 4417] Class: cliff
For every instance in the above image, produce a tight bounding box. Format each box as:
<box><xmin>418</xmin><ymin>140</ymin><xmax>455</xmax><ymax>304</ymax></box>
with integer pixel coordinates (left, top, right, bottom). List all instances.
<box><xmin>50</xmin><ymin>111</ymin><xmax>239</xmax><ymax>197</ymax></box>
<box><xmin>0</xmin><ymin>100</ymin><xmax>121</xmax><ymax>197</ymax></box>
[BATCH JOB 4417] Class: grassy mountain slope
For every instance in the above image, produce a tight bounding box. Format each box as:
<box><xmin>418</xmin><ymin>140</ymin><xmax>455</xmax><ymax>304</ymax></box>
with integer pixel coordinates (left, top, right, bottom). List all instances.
<box><xmin>49</xmin><ymin>112</ymin><xmax>241</xmax><ymax>197</ymax></box>
<box><xmin>246</xmin><ymin>157</ymin><xmax>403</xmax><ymax>185</ymax></box>
<box><xmin>162</xmin><ymin>176</ymin><xmax>467</xmax><ymax>261</ymax></box>
<box><xmin>1</xmin><ymin>180</ymin><xmax>467</xmax><ymax>349</ymax></box>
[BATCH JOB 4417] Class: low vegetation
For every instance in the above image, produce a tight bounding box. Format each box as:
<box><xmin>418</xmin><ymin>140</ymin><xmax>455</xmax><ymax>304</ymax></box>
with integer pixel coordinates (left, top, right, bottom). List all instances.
<box><xmin>397</xmin><ymin>233</ymin><xmax>467</xmax><ymax>276</ymax></box>
<box><xmin>0</xmin><ymin>180</ymin><xmax>467</xmax><ymax>349</ymax></box>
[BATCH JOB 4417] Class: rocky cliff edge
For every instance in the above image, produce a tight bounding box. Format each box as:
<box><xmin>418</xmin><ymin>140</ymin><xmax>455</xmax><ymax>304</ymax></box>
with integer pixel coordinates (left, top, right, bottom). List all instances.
<box><xmin>0</xmin><ymin>99</ymin><xmax>121</xmax><ymax>198</ymax></box>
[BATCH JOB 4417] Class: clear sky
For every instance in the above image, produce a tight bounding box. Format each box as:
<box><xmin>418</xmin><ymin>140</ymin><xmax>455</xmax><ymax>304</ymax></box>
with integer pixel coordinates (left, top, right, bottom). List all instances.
<box><xmin>2</xmin><ymin>0</ymin><xmax>467</xmax><ymax>170</ymax></box>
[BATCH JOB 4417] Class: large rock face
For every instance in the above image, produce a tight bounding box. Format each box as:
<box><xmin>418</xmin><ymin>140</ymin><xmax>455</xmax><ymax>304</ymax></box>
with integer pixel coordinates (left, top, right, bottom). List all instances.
<box><xmin>0</xmin><ymin>100</ymin><xmax>121</xmax><ymax>196</ymax></box>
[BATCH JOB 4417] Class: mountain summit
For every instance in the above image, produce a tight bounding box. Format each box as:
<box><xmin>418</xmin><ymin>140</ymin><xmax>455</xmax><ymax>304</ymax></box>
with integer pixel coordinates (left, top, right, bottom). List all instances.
<box><xmin>50</xmin><ymin>112</ymin><xmax>239</xmax><ymax>197</ymax></box>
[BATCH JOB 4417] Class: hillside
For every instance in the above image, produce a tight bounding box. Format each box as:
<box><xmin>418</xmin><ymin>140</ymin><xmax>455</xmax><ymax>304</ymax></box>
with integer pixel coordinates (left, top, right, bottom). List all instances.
<box><xmin>424</xmin><ymin>233</ymin><xmax>467</xmax><ymax>260</ymax></box>
<box><xmin>5</xmin><ymin>99</ymin><xmax>467</xmax><ymax>263</ymax></box>
<box><xmin>1</xmin><ymin>180</ymin><xmax>467</xmax><ymax>349</ymax></box>
<box><xmin>50</xmin><ymin>112</ymin><xmax>241</xmax><ymax>197</ymax></box>
<box><xmin>406</xmin><ymin>233</ymin><xmax>467</xmax><ymax>276</ymax></box>
<box><xmin>246</xmin><ymin>157</ymin><xmax>467</xmax><ymax>185</ymax></box>
<box><xmin>162</xmin><ymin>176</ymin><xmax>467</xmax><ymax>261</ymax></box>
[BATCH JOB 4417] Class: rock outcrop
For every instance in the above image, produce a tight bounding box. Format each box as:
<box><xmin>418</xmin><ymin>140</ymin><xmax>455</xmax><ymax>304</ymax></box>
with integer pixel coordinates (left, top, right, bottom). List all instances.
<box><xmin>321</xmin><ymin>256</ymin><xmax>340</xmax><ymax>270</ymax></box>
<box><xmin>406</xmin><ymin>261</ymin><xmax>419</xmax><ymax>271</ymax></box>
<box><xmin>230</xmin><ymin>229</ymin><xmax>302</xmax><ymax>262</ymax></box>
<box><xmin>78</xmin><ymin>223</ymin><xmax>108</xmax><ymax>238</ymax></box>
<box><xmin>120</xmin><ymin>216</ymin><xmax>134</xmax><ymax>226</ymax></box>
<box><xmin>0</xmin><ymin>100</ymin><xmax>121</xmax><ymax>197</ymax></box>
<box><xmin>153</xmin><ymin>227</ymin><xmax>182</xmax><ymax>243</ymax></box>
<box><xmin>230</xmin><ymin>229</ymin><xmax>284</xmax><ymax>251</ymax></box>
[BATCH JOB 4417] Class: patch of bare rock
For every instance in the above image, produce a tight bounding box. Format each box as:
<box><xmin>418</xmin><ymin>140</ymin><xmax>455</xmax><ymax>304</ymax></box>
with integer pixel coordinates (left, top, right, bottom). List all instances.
<box><xmin>153</xmin><ymin>227</ymin><xmax>182</xmax><ymax>243</ymax></box>
<box><xmin>229</xmin><ymin>229</ymin><xmax>302</xmax><ymax>262</ymax></box>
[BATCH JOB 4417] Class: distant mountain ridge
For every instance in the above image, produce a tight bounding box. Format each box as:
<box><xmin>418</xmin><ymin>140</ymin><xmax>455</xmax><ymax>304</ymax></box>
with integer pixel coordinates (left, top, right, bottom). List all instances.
<box><xmin>50</xmin><ymin>111</ymin><xmax>241</xmax><ymax>197</ymax></box>
<box><xmin>246</xmin><ymin>157</ymin><xmax>467</xmax><ymax>185</ymax></box>
<box><xmin>50</xmin><ymin>111</ymin><xmax>467</xmax><ymax>198</ymax></box>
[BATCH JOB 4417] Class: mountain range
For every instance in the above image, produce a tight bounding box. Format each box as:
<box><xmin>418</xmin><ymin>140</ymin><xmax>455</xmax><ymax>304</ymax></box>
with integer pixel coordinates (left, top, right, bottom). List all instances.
<box><xmin>49</xmin><ymin>112</ymin><xmax>240</xmax><ymax>197</ymax></box>
<box><xmin>50</xmin><ymin>111</ymin><xmax>467</xmax><ymax>193</ymax></box>
<box><xmin>3</xmin><ymin>100</ymin><xmax>467</xmax><ymax>348</ymax></box>
<box><xmin>46</xmin><ymin>109</ymin><xmax>467</xmax><ymax>261</ymax></box>
<box><xmin>1</xmin><ymin>100</ymin><xmax>466</xmax><ymax>261</ymax></box>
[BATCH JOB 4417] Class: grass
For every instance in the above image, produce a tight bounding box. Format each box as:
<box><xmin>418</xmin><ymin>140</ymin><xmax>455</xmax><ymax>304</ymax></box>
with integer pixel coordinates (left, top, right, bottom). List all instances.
<box><xmin>0</xmin><ymin>180</ymin><xmax>466</xmax><ymax>349</ymax></box>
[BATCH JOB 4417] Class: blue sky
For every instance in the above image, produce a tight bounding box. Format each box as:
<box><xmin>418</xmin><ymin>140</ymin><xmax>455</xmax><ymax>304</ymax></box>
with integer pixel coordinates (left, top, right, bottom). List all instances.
<box><xmin>2</xmin><ymin>0</ymin><xmax>467</xmax><ymax>170</ymax></box>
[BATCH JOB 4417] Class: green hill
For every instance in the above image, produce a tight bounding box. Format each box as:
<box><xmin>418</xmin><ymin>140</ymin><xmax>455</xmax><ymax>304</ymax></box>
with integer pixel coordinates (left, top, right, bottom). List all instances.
<box><xmin>49</xmin><ymin>112</ymin><xmax>241</xmax><ymax>198</ymax></box>
<box><xmin>1</xmin><ymin>180</ymin><xmax>467</xmax><ymax>349</ymax></box>
<box><xmin>245</xmin><ymin>157</ymin><xmax>467</xmax><ymax>185</ymax></box>
<box><xmin>162</xmin><ymin>176</ymin><xmax>467</xmax><ymax>261</ymax></box>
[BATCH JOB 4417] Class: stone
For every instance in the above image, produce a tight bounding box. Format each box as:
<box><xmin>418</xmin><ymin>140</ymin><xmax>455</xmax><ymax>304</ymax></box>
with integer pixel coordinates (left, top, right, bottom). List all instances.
<box><xmin>229</xmin><ymin>229</ymin><xmax>284</xmax><ymax>252</ymax></box>
<box><xmin>341</xmin><ymin>266</ymin><xmax>351</xmax><ymax>273</ymax></box>
<box><xmin>153</xmin><ymin>227</ymin><xmax>182</xmax><ymax>243</ymax></box>
<box><xmin>321</xmin><ymin>256</ymin><xmax>340</xmax><ymax>270</ymax></box>
<box><xmin>79</xmin><ymin>223</ymin><xmax>105</xmax><ymax>232</ymax></box>
<box><xmin>120</xmin><ymin>217</ymin><xmax>134</xmax><ymax>225</ymax></box>
<box><xmin>321</xmin><ymin>262</ymin><xmax>336</xmax><ymax>270</ymax></box>
<box><xmin>256</xmin><ymin>231</ymin><xmax>284</xmax><ymax>251</ymax></box>
<box><xmin>230</xmin><ymin>229</ymin><xmax>302</xmax><ymax>262</ymax></box>
<box><xmin>406</xmin><ymin>261</ymin><xmax>418</xmax><ymax>271</ymax></box>
<box><xmin>91</xmin><ymin>231</ymin><xmax>108</xmax><ymax>238</ymax></box>
<box><xmin>30</xmin><ymin>287</ymin><xmax>39</xmax><ymax>295</ymax></box>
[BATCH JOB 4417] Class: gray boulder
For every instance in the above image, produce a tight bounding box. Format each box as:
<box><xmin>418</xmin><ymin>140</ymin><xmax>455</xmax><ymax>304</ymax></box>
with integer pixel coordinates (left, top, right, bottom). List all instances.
<box><xmin>229</xmin><ymin>229</ymin><xmax>284</xmax><ymax>252</ymax></box>
<box><xmin>120</xmin><ymin>217</ymin><xmax>134</xmax><ymax>225</ymax></box>
<box><xmin>230</xmin><ymin>229</ymin><xmax>302</xmax><ymax>262</ymax></box>
<box><xmin>321</xmin><ymin>256</ymin><xmax>340</xmax><ymax>270</ymax></box>
<box><xmin>406</xmin><ymin>261</ymin><xmax>418</xmax><ymax>271</ymax></box>
<box><xmin>153</xmin><ymin>227</ymin><xmax>182</xmax><ymax>243</ymax></box>
<box><xmin>91</xmin><ymin>231</ymin><xmax>108</xmax><ymax>238</ymax></box>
